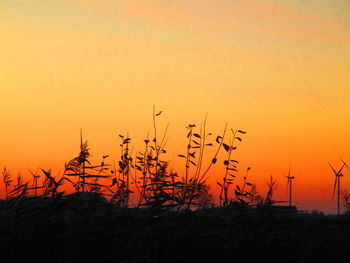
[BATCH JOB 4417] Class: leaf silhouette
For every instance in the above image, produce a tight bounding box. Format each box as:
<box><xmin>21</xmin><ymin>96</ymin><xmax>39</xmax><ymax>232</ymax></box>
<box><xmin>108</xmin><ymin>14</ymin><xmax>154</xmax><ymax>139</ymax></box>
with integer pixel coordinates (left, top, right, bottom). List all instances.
<box><xmin>189</xmin><ymin>152</ymin><xmax>196</xmax><ymax>158</ymax></box>
<box><xmin>193</xmin><ymin>133</ymin><xmax>201</xmax><ymax>139</ymax></box>
<box><xmin>223</xmin><ymin>143</ymin><xmax>230</xmax><ymax>152</ymax></box>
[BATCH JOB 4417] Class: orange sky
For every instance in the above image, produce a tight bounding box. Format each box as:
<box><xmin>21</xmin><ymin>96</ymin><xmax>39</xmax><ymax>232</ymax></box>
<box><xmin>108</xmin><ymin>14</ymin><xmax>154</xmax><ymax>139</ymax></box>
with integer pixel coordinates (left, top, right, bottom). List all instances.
<box><xmin>1</xmin><ymin>0</ymin><xmax>350</xmax><ymax>213</ymax></box>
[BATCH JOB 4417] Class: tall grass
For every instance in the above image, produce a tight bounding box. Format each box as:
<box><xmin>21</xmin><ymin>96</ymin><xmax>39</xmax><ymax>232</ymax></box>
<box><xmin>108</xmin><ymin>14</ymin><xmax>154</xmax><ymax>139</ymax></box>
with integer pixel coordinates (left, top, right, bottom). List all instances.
<box><xmin>2</xmin><ymin>166</ymin><xmax>12</xmax><ymax>200</ymax></box>
<box><xmin>0</xmin><ymin>109</ymin><xmax>291</xmax><ymax>214</ymax></box>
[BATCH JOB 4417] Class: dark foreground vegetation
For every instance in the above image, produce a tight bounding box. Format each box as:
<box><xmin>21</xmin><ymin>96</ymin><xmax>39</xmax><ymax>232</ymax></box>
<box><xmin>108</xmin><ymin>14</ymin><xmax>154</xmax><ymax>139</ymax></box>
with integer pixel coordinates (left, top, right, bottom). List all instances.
<box><xmin>1</xmin><ymin>199</ymin><xmax>350</xmax><ymax>263</ymax></box>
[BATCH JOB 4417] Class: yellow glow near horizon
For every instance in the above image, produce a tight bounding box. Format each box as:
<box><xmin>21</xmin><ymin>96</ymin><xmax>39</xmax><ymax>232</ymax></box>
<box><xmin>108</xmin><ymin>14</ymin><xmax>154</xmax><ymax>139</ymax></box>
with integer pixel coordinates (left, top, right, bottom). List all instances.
<box><xmin>1</xmin><ymin>0</ymin><xmax>350</xmax><ymax>213</ymax></box>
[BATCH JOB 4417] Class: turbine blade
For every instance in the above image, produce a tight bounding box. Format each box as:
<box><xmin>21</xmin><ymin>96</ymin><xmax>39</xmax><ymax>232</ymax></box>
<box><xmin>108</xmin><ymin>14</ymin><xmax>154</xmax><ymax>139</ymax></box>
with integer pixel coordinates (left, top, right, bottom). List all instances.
<box><xmin>341</xmin><ymin>158</ymin><xmax>350</xmax><ymax>171</ymax></box>
<box><xmin>337</xmin><ymin>163</ymin><xmax>345</xmax><ymax>175</ymax></box>
<box><xmin>328</xmin><ymin>163</ymin><xmax>337</xmax><ymax>175</ymax></box>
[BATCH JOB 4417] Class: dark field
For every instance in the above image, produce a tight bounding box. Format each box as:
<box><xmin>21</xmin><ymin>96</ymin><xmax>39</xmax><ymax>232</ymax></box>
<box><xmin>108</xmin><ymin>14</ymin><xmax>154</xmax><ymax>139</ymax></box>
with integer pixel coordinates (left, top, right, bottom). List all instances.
<box><xmin>1</xmin><ymin>198</ymin><xmax>350</xmax><ymax>263</ymax></box>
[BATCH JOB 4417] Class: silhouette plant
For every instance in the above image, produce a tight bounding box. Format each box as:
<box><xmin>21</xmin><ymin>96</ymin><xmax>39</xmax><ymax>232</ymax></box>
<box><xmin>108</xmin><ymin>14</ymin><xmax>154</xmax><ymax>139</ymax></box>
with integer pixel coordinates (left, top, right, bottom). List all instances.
<box><xmin>230</xmin><ymin>167</ymin><xmax>257</xmax><ymax>207</ymax></box>
<box><xmin>217</xmin><ymin>128</ymin><xmax>246</xmax><ymax>206</ymax></box>
<box><xmin>9</xmin><ymin>172</ymin><xmax>29</xmax><ymax>202</ymax></box>
<box><xmin>126</xmin><ymin>111</ymin><xmax>251</xmax><ymax>211</ymax></box>
<box><xmin>64</xmin><ymin>131</ymin><xmax>110</xmax><ymax>193</ymax></box>
<box><xmin>2</xmin><ymin>166</ymin><xmax>12</xmax><ymax>200</ymax></box>
<box><xmin>191</xmin><ymin>183</ymin><xmax>215</xmax><ymax>209</ymax></box>
<box><xmin>0</xmin><ymin>110</ymin><xmax>255</xmax><ymax>214</ymax></box>
<box><xmin>177</xmin><ymin>120</ymin><xmax>229</xmax><ymax>210</ymax></box>
<box><xmin>41</xmin><ymin>169</ymin><xmax>65</xmax><ymax>199</ymax></box>
<box><xmin>137</xmin><ymin>107</ymin><xmax>173</xmax><ymax>211</ymax></box>
<box><xmin>258</xmin><ymin>176</ymin><xmax>278</xmax><ymax>207</ymax></box>
<box><xmin>108</xmin><ymin>135</ymin><xmax>133</xmax><ymax>208</ymax></box>
<box><xmin>64</xmin><ymin>131</ymin><xmax>91</xmax><ymax>192</ymax></box>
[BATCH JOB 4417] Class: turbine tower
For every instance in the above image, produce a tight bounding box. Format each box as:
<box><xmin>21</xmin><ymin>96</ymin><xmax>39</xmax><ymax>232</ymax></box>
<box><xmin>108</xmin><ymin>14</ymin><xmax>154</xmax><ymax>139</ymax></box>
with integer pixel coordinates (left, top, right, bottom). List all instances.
<box><xmin>285</xmin><ymin>167</ymin><xmax>295</xmax><ymax>207</ymax></box>
<box><xmin>329</xmin><ymin>161</ymin><xmax>347</xmax><ymax>216</ymax></box>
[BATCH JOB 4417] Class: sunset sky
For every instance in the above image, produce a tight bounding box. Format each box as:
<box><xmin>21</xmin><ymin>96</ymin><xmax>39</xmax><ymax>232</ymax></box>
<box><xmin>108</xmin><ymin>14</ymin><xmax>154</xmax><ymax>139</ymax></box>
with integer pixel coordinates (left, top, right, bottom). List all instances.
<box><xmin>1</xmin><ymin>0</ymin><xmax>350</xmax><ymax>213</ymax></box>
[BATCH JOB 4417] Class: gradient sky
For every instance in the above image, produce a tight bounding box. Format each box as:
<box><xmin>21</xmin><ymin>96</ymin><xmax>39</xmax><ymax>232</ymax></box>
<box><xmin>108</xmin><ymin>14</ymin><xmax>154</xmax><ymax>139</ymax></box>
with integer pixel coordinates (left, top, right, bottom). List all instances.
<box><xmin>1</xmin><ymin>0</ymin><xmax>350</xmax><ymax>213</ymax></box>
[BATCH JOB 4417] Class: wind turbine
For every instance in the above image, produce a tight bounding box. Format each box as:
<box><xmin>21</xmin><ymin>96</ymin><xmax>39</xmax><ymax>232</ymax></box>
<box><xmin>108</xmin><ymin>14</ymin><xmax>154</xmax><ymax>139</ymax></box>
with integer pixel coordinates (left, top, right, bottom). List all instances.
<box><xmin>329</xmin><ymin>161</ymin><xmax>347</xmax><ymax>215</ymax></box>
<box><xmin>29</xmin><ymin>168</ymin><xmax>40</xmax><ymax>196</ymax></box>
<box><xmin>285</xmin><ymin>167</ymin><xmax>295</xmax><ymax>207</ymax></box>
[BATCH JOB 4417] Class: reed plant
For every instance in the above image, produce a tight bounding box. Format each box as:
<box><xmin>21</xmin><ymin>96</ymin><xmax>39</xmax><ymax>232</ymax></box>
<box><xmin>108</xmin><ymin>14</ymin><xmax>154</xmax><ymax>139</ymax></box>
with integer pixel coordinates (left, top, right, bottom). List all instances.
<box><xmin>9</xmin><ymin>172</ymin><xmax>29</xmax><ymax>203</ymax></box>
<box><xmin>108</xmin><ymin>135</ymin><xmax>133</xmax><ymax>208</ymax></box>
<box><xmin>0</xmin><ymin>109</ymin><xmax>259</xmax><ymax>213</ymax></box>
<box><xmin>64</xmin><ymin>131</ymin><xmax>110</xmax><ymax>195</ymax></box>
<box><xmin>2</xmin><ymin>166</ymin><xmax>12</xmax><ymax>200</ymax></box>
